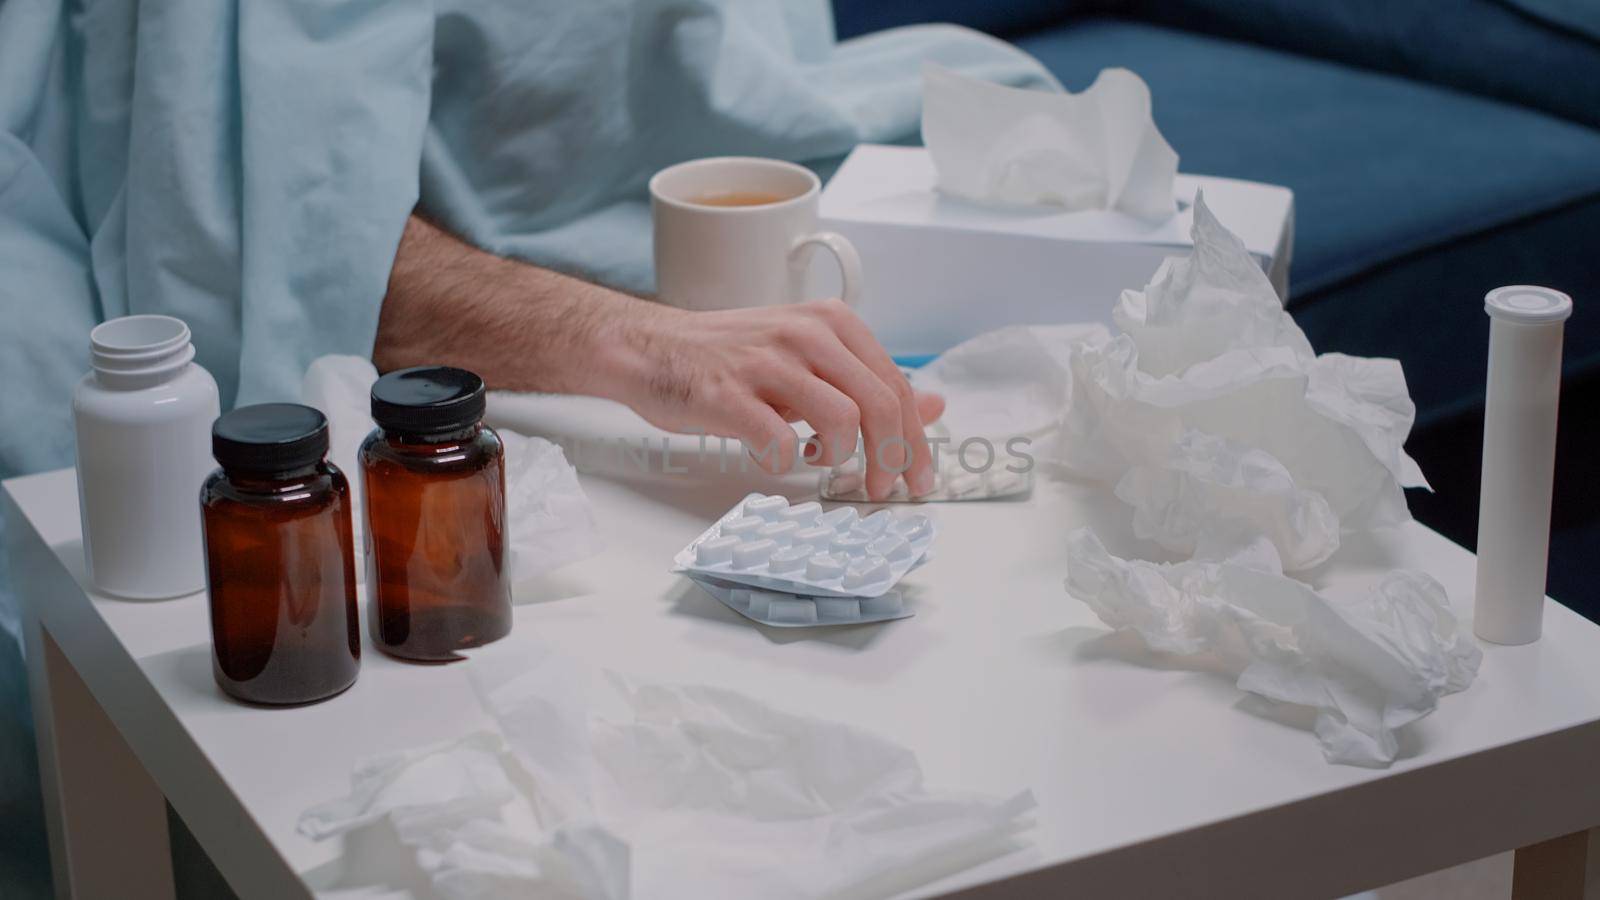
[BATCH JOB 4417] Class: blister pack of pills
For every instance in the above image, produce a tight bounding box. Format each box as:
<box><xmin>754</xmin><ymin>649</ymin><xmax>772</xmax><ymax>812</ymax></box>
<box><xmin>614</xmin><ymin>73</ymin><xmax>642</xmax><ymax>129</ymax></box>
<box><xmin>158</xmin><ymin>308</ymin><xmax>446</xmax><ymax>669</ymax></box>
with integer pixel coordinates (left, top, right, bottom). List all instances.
<box><xmin>671</xmin><ymin>493</ymin><xmax>934</xmax><ymax>598</ymax></box>
<box><xmin>690</xmin><ymin>575</ymin><xmax>915</xmax><ymax>627</ymax></box>
<box><xmin>817</xmin><ymin>420</ymin><xmax>1033</xmax><ymax>503</ymax></box>
<box><xmin>819</xmin><ymin>460</ymin><xmax>1032</xmax><ymax>503</ymax></box>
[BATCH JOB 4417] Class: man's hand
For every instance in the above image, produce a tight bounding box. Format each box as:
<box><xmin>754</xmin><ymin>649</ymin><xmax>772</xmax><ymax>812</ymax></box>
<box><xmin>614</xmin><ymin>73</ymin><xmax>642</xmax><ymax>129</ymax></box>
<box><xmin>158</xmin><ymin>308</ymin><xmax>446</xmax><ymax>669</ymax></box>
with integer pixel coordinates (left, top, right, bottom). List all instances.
<box><xmin>608</xmin><ymin>299</ymin><xmax>943</xmax><ymax>498</ymax></box>
<box><xmin>375</xmin><ymin>215</ymin><xmax>940</xmax><ymax>499</ymax></box>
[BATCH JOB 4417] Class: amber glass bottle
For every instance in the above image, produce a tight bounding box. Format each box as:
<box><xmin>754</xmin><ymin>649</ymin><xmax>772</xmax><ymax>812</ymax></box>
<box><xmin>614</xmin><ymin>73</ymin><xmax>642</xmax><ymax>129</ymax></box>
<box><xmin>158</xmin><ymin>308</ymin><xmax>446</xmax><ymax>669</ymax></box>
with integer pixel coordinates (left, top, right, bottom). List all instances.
<box><xmin>361</xmin><ymin>366</ymin><xmax>510</xmax><ymax>661</ymax></box>
<box><xmin>201</xmin><ymin>404</ymin><xmax>359</xmax><ymax>704</ymax></box>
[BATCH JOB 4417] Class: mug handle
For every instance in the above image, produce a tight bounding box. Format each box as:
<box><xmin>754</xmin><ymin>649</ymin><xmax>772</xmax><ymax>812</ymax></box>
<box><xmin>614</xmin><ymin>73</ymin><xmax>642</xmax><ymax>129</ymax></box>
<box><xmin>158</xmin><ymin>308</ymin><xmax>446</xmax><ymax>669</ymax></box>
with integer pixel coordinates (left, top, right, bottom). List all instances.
<box><xmin>788</xmin><ymin>231</ymin><xmax>863</xmax><ymax>307</ymax></box>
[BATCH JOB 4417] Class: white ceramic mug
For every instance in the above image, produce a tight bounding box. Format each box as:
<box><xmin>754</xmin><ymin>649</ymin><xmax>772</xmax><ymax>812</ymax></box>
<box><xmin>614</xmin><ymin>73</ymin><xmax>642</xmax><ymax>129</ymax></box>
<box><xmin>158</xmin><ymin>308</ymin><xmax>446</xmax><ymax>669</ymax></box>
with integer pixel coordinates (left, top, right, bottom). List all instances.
<box><xmin>650</xmin><ymin>157</ymin><xmax>862</xmax><ymax>311</ymax></box>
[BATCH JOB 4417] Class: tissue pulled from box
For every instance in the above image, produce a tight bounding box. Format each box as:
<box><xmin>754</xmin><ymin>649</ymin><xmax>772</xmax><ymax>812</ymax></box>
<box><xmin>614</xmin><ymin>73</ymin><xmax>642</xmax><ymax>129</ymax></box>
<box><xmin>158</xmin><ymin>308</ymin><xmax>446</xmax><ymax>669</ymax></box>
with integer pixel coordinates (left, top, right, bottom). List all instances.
<box><xmin>1064</xmin><ymin>529</ymin><xmax>1480</xmax><ymax>767</ymax></box>
<box><xmin>300</xmin><ymin>355</ymin><xmax>602</xmax><ymax>584</ymax></box>
<box><xmin>922</xmin><ymin>64</ymin><xmax>1178</xmax><ymax>222</ymax></box>
<box><xmin>299</xmin><ymin>640</ymin><xmax>1036</xmax><ymax>899</ymax></box>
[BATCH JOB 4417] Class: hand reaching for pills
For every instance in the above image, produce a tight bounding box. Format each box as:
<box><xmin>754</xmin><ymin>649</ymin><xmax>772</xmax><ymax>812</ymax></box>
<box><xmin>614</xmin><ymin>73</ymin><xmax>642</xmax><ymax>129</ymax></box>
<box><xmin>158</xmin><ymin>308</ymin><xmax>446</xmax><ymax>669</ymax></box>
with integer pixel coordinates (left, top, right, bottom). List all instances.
<box><xmin>612</xmin><ymin>298</ymin><xmax>945</xmax><ymax>500</ymax></box>
<box><xmin>377</xmin><ymin>217</ymin><xmax>941</xmax><ymax>501</ymax></box>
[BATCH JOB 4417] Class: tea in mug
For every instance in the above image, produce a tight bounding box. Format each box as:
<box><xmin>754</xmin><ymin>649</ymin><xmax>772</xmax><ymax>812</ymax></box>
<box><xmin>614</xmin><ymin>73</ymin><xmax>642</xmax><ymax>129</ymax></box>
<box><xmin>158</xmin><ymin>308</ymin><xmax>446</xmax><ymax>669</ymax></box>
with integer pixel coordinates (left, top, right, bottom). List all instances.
<box><xmin>689</xmin><ymin>191</ymin><xmax>790</xmax><ymax>207</ymax></box>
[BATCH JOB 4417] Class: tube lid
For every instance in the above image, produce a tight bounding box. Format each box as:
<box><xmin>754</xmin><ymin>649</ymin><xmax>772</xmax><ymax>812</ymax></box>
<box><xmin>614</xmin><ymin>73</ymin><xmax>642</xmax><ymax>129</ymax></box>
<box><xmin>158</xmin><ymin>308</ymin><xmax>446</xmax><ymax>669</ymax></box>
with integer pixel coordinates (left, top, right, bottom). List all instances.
<box><xmin>213</xmin><ymin>404</ymin><xmax>329</xmax><ymax>473</ymax></box>
<box><xmin>1485</xmin><ymin>285</ymin><xmax>1572</xmax><ymax>325</ymax></box>
<box><xmin>370</xmin><ymin>366</ymin><xmax>487</xmax><ymax>435</ymax></box>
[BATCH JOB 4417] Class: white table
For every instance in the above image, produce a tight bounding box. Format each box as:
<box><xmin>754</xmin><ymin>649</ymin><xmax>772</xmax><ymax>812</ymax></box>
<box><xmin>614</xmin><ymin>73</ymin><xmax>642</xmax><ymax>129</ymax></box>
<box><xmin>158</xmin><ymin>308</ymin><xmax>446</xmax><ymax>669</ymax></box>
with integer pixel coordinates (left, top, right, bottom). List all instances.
<box><xmin>7</xmin><ymin>395</ymin><xmax>1600</xmax><ymax>900</ymax></box>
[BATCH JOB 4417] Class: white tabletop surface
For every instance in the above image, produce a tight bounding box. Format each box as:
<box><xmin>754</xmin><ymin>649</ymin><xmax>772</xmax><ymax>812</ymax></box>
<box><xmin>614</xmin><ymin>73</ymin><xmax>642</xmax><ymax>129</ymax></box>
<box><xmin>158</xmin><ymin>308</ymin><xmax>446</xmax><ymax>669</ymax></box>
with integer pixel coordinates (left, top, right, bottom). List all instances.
<box><xmin>8</xmin><ymin>393</ymin><xmax>1600</xmax><ymax>898</ymax></box>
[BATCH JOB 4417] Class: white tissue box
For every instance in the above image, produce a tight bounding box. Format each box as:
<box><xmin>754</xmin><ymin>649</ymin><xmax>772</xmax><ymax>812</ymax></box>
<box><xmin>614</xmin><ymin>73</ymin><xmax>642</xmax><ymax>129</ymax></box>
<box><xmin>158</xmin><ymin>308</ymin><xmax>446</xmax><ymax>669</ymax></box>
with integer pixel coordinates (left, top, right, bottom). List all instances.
<box><xmin>808</xmin><ymin>144</ymin><xmax>1294</xmax><ymax>358</ymax></box>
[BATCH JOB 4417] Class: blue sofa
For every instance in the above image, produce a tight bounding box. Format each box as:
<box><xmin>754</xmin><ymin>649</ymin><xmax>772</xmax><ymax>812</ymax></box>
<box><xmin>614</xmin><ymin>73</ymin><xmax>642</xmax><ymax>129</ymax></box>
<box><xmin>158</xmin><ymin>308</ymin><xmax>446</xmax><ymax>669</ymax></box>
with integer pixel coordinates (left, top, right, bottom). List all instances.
<box><xmin>837</xmin><ymin>0</ymin><xmax>1600</xmax><ymax>615</ymax></box>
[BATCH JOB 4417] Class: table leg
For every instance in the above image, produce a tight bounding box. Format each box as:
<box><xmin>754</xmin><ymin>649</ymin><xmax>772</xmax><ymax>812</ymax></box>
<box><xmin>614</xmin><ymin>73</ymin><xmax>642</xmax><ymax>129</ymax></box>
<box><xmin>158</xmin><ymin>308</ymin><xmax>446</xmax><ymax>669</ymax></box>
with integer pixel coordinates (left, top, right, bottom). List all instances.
<box><xmin>1513</xmin><ymin>828</ymin><xmax>1600</xmax><ymax>900</ymax></box>
<box><xmin>25</xmin><ymin>618</ymin><xmax>176</xmax><ymax>899</ymax></box>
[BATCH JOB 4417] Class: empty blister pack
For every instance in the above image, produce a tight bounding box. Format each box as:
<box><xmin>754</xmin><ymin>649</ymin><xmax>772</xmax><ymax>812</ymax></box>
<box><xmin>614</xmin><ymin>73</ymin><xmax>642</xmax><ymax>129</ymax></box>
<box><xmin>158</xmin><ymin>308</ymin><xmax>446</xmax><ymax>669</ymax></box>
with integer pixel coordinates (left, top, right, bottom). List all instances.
<box><xmin>671</xmin><ymin>493</ymin><xmax>935</xmax><ymax>598</ymax></box>
<box><xmin>691</xmin><ymin>574</ymin><xmax>915</xmax><ymax>627</ymax></box>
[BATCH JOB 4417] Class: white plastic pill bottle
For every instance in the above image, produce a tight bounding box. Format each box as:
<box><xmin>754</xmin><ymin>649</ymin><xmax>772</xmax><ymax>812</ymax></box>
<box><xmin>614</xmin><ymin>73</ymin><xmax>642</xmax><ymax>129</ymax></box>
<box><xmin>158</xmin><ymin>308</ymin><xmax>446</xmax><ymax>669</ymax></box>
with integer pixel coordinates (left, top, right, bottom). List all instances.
<box><xmin>73</xmin><ymin>315</ymin><xmax>220</xmax><ymax>598</ymax></box>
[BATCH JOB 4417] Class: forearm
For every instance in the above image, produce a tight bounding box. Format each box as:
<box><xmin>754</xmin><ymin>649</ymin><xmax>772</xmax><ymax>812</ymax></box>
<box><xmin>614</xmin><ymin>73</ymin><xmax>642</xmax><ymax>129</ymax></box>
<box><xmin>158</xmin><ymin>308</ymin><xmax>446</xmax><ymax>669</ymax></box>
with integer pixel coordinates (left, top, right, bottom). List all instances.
<box><xmin>373</xmin><ymin>214</ymin><xmax>665</xmax><ymax>401</ymax></box>
<box><xmin>373</xmin><ymin>212</ymin><xmax>942</xmax><ymax>498</ymax></box>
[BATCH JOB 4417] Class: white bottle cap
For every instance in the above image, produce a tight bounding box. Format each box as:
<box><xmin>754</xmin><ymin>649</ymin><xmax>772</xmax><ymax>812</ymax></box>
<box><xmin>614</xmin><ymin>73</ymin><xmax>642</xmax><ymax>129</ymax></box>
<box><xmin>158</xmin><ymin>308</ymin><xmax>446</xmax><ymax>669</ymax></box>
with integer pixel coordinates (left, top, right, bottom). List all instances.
<box><xmin>1484</xmin><ymin>285</ymin><xmax>1572</xmax><ymax>325</ymax></box>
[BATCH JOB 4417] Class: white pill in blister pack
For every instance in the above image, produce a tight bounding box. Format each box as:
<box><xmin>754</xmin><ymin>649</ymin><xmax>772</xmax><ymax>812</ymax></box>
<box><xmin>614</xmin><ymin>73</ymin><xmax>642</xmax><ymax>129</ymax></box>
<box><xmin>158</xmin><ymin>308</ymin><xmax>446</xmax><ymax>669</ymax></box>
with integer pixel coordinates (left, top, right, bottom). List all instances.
<box><xmin>855</xmin><ymin>510</ymin><xmax>892</xmax><ymax>536</ymax></box>
<box><xmin>819</xmin><ymin>506</ymin><xmax>858</xmax><ymax>532</ymax></box>
<box><xmin>806</xmin><ymin>553</ymin><xmax>846</xmax><ymax>581</ymax></box>
<box><xmin>756</xmin><ymin>520</ymin><xmax>798</xmax><ymax>546</ymax></box>
<box><xmin>722</xmin><ymin>515</ymin><xmax>764</xmax><ymax>538</ymax></box>
<box><xmin>732</xmin><ymin>538</ymin><xmax>778</xmax><ymax>569</ymax></box>
<box><xmin>819</xmin><ymin>422</ymin><xmax>1030</xmax><ymax>499</ymax></box>
<box><xmin>745</xmin><ymin>495</ymin><xmax>789</xmax><ymax>520</ymax></box>
<box><xmin>696</xmin><ymin>534</ymin><xmax>740</xmax><ymax>565</ymax></box>
<box><xmin>843</xmin><ymin>556</ymin><xmax>890</xmax><ymax>590</ymax></box>
<box><xmin>945</xmin><ymin>471</ymin><xmax>982</xmax><ymax>496</ymax></box>
<box><xmin>827</xmin><ymin>470</ymin><xmax>865</xmax><ymax>496</ymax></box>
<box><xmin>987</xmin><ymin>469</ymin><xmax>1027</xmax><ymax>494</ymax></box>
<box><xmin>793</xmin><ymin>525</ymin><xmax>835</xmax><ymax>551</ymax></box>
<box><xmin>779</xmin><ymin>501</ymin><xmax>822</xmax><ymax>525</ymax></box>
<box><xmin>823</xmin><ymin>465</ymin><xmax>1033</xmax><ymax>503</ymax></box>
<box><xmin>671</xmin><ymin>493</ymin><xmax>935</xmax><ymax>598</ymax></box>
<box><xmin>830</xmin><ymin>534</ymin><xmax>872</xmax><ymax>556</ymax></box>
<box><xmin>868</xmin><ymin>534</ymin><xmax>912</xmax><ymax>562</ymax></box>
<box><xmin>768</xmin><ymin>544</ymin><xmax>811</xmax><ymax>574</ymax></box>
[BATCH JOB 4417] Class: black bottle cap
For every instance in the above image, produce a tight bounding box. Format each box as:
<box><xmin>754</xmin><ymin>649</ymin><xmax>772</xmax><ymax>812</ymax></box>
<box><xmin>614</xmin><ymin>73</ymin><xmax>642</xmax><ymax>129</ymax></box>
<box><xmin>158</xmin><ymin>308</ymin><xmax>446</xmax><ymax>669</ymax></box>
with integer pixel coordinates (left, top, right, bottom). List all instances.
<box><xmin>370</xmin><ymin>366</ymin><xmax>487</xmax><ymax>436</ymax></box>
<box><xmin>212</xmin><ymin>404</ymin><xmax>329</xmax><ymax>473</ymax></box>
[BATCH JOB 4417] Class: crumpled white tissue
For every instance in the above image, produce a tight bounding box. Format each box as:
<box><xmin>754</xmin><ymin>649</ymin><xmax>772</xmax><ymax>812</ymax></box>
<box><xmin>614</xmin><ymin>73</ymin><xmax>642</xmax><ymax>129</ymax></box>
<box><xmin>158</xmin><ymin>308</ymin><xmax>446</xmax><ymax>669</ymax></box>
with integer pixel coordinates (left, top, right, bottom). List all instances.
<box><xmin>299</xmin><ymin>729</ymin><xmax>626</xmax><ymax>899</ymax></box>
<box><xmin>297</xmin><ymin>732</ymin><xmax>518</xmax><ymax>844</ymax></box>
<box><xmin>1115</xmin><ymin>430</ymin><xmax>1342</xmax><ymax>571</ymax></box>
<box><xmin>300</xmin><ymin>355</ymin><xmax>602</xmax><ymax>583</ymax></box>
<box><xmin>909</xmin><ymin>196</ymin><xmax>1474</xmax><ymax>765</ymax></box>
<box><xmin>300</xmin><ymin>640</ymin><xmax>1035</xmax><ymax>899</ymax></box>
<box><xmin>1064</xmin><ymin>528</ymin><xmax>1481</xmax><ymax>767</ymax></box>
<box><xmin>1055</xmin><ymin>193</ymin><xmax>1428</xmax><ymax>563</ymax></box>
<box><xmin>922</xmin><ymin>64</ymin><xmax>1178</xmax><ymax>222</ymax></box>
<box><xmin>915</xmin><ymin>194</ymin><xmax>1427</xmax><ymax>573</ymax></box>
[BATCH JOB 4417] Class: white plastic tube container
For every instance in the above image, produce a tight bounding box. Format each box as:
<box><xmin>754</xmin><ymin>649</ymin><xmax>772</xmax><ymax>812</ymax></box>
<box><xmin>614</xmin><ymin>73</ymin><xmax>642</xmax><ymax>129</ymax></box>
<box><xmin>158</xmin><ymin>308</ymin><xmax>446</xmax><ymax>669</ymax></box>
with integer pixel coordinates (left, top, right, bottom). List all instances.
<box><xmin>73</xmin><ymin>315</ymin><xmax>220</xmax><ymax>598</ymax></box>
<box><xmin>1473</xmin><ymin>286</ymin><xmax>1573</xmax><ymax>645</ymax></box>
